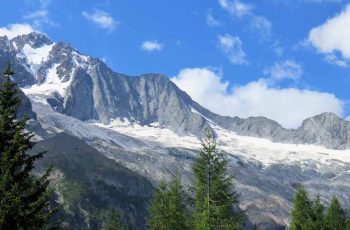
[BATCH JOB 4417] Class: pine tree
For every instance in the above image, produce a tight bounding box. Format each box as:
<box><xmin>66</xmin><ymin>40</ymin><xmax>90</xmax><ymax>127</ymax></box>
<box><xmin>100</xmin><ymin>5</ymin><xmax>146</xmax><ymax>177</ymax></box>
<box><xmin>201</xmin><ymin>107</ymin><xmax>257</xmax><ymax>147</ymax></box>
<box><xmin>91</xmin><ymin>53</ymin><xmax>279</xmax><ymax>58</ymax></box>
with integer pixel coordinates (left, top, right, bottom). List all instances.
<box><xmin>147</xmin><ymin>179</ymin><xmax>171</xmax><ymax>230</ymax></box>
<box><xmin>192</xmin><ymin>128</ymin><xmax>243</xmax><ymax>230</ymax></box>
<box><xmin>103</xmin><ymin>209</ymin><xmax>125</xmax><ymax>230</ymax></box>
<box><xmin>290</xmin><ymin>185</ymin><xmax>313</xmax><ymax>230</ymax></box>
<box><xmin>167</xmin><ymin>174</ymin><xmax>190</xmax><ymax>230</ymax></box>
<box><xmin>324</xmin><ymin>196</ymin><xmax>345</xmax><ymax>230</ymax></box>
<box><xmin>147</xmin><ymin>175</ymin><xmax>190</xmax><ymax>230</ymax></box>
<box><xmin>0</xmin><ymin>65</ymin><xmax>55</xmax><ymax>229</ymax></box>
<box><xmin>309</xmin><ymin>196</ymin><xmax>325</xmax><ymax>230</ymax></box>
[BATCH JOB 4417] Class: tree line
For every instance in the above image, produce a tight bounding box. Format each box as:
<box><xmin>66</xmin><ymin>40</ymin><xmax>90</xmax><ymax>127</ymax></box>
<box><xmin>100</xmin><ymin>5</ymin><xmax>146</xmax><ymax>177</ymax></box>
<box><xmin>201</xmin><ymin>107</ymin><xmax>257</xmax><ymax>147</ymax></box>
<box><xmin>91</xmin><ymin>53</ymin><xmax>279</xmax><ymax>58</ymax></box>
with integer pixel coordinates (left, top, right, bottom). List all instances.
<box><xmin>0</xmin><ymin>65</ymin><xmax>349</xmax><ymax>230</ymax></box>
<box><xmin>290</xmin><ymin>185</ymin><xmax>350</xmax><ymax>230</ymax></box>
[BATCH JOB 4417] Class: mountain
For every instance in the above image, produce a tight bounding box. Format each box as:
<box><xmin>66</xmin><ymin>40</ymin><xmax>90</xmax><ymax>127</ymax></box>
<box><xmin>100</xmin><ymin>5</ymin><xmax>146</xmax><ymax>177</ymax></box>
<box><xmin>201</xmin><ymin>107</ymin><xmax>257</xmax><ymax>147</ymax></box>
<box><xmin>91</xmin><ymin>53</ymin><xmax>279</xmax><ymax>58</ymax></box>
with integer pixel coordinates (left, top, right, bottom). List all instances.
<box><xmin>2</xmin><ymin>31</ymin><xmax>350</xmax><ymax>229</ymax></box>
<box><xmin>1</xmin><ymin>32</ymin><xmax>350</xmax><ymax>149</ymax></box>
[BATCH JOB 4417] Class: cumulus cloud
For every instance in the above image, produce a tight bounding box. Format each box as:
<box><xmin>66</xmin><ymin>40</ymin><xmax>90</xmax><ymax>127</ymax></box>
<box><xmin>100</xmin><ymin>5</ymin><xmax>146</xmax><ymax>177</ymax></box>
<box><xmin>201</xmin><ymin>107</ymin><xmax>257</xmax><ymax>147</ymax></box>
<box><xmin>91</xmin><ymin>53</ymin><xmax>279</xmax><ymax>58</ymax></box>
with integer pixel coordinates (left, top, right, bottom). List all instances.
<box><xmin>171</xmin><ymin>67</ymin><xmax>344</xmax><ymax>128</ymax></box>
<box><xmin>0</xmin><ymin>24</ymin><xmax>36</xmax><ymax>39</ymax></box>
<box><xmin>263</xmin><ymin>60</ymin><xmax>303</xmax><ymax>82</ymax></box>
<box><xmin>218</xmin><ymin>34</ymin><xmax>248</xmax><ymax>65</ymax></box>
<box><xmin>308</xmin><ymin>4</ymin><xmax>350</xmax><ymax>66</ymax></box>
<box><xmin>82</xmin><ymin>9</ymin><xmax>119</xmax><ymax>31</ymax></box>
<box><xmin>141</xmin><ymin>40</ymin><xmax>163</xmax><ymax>52</ymax></box>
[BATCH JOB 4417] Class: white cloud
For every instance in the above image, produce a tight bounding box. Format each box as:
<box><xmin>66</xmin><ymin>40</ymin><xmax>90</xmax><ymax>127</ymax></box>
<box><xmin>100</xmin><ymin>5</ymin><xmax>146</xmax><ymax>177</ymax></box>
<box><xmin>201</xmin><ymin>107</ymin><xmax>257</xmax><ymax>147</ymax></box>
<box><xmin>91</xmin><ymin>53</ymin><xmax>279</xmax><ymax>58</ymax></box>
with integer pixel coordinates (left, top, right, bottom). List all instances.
<box><xmin>308</xmin><ymin>4</ymin><xmax>350</xmax><ymax>65</ymax></box>
<box><xmin>23</xmin><ymin>0</ymin><xmax>56</xmax><ymax>29</ymax></box>
<box><xmin>0</xmin><ymin>24</ymin><xmax>36</xmax><ymax>39</ymax></box>
<box><xmin>141</xmin><ymin>40</ymin><xmax>163</xmax><ymax>52</ymax></box>
<box><xmin>218</xmin><ymin>34</ymin><xmax>248</xmax><ymax>65</ymax></box>
<box><xmin>250</xmin><ymin>15</ymin><xmax>272</xmax><ymax>39</ymax></box>
<box><xmin>263</xmin><ymin>60</ymin><xmax>303</xmax><ymax>82</ymax></box>
<box><xmin>82</xmin><ymin>10</ymin><xmax>118</xmax><ymax>31</ymax></box>
<box><xmin>206</xmin><ymin>12</ymin><xmax>221</xmax><ymax>27</ymax></box>
<box><xmin>218</xmin><ymin>0</ymin><xmax>272</xmax><ymax>39</ymax></box>
<box><xmin>171</xmin><ymin>67</ymin><xmax>344</xmax><ymax>128</ymax></box>
<box><xmin>324</xmin><ymin>54</ymin><xmax>349</xmax><ymax>67</ymax></box>
<box><xmin>218</xmin><ymin>0</ymin><xmax>252</xmax><ymax>18</ymax></box>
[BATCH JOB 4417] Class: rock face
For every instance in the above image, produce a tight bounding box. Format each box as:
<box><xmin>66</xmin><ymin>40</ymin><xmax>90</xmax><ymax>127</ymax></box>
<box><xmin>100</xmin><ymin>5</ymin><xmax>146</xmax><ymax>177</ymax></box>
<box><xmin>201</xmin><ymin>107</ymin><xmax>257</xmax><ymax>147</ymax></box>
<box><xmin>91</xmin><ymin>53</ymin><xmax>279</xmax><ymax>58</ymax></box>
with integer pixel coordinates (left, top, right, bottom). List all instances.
<box><xmin>1</xmin><ymin>31</ymin><xmax>350</xmax><ymax>150</ymax></box>
<box><xmin>33</xmin><ymin>132</ymin><xmax>153</xmax><ymax>230</ymax></box>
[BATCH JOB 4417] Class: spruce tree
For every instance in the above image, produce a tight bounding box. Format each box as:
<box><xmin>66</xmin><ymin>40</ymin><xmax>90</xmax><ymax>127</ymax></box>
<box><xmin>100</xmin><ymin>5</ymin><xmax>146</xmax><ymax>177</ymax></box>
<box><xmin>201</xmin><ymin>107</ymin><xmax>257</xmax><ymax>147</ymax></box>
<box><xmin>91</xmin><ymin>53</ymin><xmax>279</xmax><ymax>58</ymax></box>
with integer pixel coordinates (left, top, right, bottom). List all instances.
<box><xmin>0</xmin><ymin>65</ymin><xmax>54</xmax><ymax>229</ymax></box>
<box><xmin>103</xmin><ymin>209</ymin><xmax>125</xmax><ymax>230</ymax></box>
<box><xmin>147</xmin><ymin>175</ymin><xmax>190</xmax><ymax>230</ymax></box>
<box><xmin>290</xmin><ymin>185</ymin><xmax>313</xmax><ymax>230</ymax></box>
<box><xmin>324</xmin><ymin>196</ymin><xmax>345</xmax><ymax>230</ymax></box>
<box><xmin>309</xmin><ymin>196</ymin><xmax>325</xmax><ymax>230</ymax></box>
<box><xmin>147</xmin><ymin>179</ymin><xmax>171</xmax><ymax>230</ymax></box>
<box><xmin>167</xmin><ymin>174</ymin><xmax>190</xmax><ymax>230</ymax></box>
<box><xmin>192</xmin><ymin>128</ymin><xmax>243</xmax><ymax>230</ymax></box>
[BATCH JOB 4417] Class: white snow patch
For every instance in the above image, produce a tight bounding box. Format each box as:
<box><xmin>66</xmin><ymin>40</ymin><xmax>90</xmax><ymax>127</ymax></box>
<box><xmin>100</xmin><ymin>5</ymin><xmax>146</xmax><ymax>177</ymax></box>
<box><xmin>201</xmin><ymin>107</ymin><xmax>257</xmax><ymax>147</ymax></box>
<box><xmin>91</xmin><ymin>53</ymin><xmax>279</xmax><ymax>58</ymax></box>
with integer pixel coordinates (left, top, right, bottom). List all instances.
<box><xmin>92</xmin><ymin>118</ymin><xmax>350</xmax><ymax>167</ymax></box>
<box><xmin>214</xmin><ymin>126</ymin><xmax>350</xmax><ymax>167</ymax></box>
<box><xmin>21</xmin><ymin>64</ymin><xmax>72</xmax><ymax>97</ymax></box>
<box><xmin>93</xmin><ymin>119</ymin><xmax>200</xmax><ymax>149</ymax></box>
<box><xmin>22</xmin><ymin>43</ymin><xmax>54</xmax><ymax>65</ymax></box>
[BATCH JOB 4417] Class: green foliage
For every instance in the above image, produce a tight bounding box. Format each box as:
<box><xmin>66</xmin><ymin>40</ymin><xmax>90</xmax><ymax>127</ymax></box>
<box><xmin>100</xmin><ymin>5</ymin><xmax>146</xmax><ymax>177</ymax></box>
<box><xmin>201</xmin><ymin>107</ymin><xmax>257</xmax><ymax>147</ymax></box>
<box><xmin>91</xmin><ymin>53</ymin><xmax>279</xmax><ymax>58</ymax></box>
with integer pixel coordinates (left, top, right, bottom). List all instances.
<box><xmin>290</xmin><ymin>185</ymin><xmax>350</xmax><ymax>230</ymax></box>
<box><xmin>103</xmin><ymin>209</ymin><xmax>125</xmax><ymax>230</ymax></box>
<box><xmin>192</xmin><ymin>128</ymin><xmax>243</xmax><ymax>230</ymax></box>
<box><xmin>309</xmin><ymin>196</ymin><xmax>325</xmax><ymax>230</ymax></box>
<box><xmin>290</xmin><ymin>186</ymin><xmax>328</xmax><ymax>230</ymax></box>
<box><xmin>147</xmin><ymin>175</ymin><xmax>190</xmax><ymax>230</ymax></box>
<box><xmin>324</xmin><ymin>196</ymin><xmax>345</xmax><ymax>230</ymax></box>
<box><xmin>345</xmin><ymin>212</ymin><xmax>350</xmax><ymax>230</ymax></box>
<box><xmin>0</xmin><ymin>65</ymin><xmax>55</xmax><ymax>229</ymax></box>
<box><xmin>290</xmin><ymin>185</ymin><xmax>312</xmax><ymax>230</ymax></box>
<box><xmin>167</xmin><ymin>174</ymin><xmax>190</xmax><ymax>230</ymax></box>
<box><xmin>57</xmin><ymin>178</ymin><xmax>86</xmax><ymax>205</ymax></box>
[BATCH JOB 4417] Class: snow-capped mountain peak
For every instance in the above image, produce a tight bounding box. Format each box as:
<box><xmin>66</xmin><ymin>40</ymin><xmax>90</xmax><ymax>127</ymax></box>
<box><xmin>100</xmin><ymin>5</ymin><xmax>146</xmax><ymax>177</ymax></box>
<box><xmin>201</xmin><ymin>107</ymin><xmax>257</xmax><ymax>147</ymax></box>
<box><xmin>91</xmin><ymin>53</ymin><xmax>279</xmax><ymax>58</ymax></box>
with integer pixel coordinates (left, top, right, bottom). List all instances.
<box><xmin>2</xmin><ymin>31</ymin><xmax>350</xmax><ymax>150</ymax></box>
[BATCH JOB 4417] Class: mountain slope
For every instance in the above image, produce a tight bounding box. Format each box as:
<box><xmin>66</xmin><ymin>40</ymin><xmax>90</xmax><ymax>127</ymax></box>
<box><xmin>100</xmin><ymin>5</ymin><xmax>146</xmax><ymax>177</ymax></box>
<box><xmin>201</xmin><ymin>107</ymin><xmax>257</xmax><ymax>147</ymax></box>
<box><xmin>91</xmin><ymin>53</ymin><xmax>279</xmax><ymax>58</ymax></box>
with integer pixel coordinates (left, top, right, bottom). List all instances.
<box><xmin>33</xmin><ymin>132</ymin><xmax>153</xmax><ymax>230</ymax></box>
<box><xmin>29</xmin><ymin>98</ymin><xmax>350</xmax><ymax>229</ymax></box>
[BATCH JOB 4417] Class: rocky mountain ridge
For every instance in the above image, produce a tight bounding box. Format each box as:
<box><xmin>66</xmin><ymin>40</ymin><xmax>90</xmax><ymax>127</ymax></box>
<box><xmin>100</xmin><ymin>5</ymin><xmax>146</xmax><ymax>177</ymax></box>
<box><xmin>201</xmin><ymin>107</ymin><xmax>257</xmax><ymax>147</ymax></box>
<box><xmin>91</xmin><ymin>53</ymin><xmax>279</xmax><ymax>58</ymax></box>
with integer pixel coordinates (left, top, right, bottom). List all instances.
<box><xmin>0</xmin><ymin>32</ymin><xmax>348</xmax><ymax>149</ymax></box>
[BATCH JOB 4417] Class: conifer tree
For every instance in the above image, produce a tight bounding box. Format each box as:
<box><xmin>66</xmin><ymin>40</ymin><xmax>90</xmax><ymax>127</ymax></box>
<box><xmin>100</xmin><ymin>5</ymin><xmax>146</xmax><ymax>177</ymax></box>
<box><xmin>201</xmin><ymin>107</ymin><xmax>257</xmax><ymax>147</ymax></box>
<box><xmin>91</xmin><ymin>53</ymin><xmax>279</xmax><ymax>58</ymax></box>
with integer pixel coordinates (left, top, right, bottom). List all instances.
<box><xmin>309</xmin><ymin>196</ymin><xmax>325</xmax><ymax>230</ymax></box>
<box><xmin>147</xmin><ymin>175</ymin><xmax>189</xmax><ymax>230</ymax></box>
<box><xmin>0</xmin><ymin>65</ymin><xmax>54</xmax><ymax>229</ymax></box>
<box><xmin>290</xmin><ymin>185</ymin><xmax>313</xmax><ymax>230</ymax></box>
<box><xmin>103</xmin><ymin>209</ymin><xmax>125</xmax><ymax>230</ymax></box>
<box><xmin>147</xmin><ymin>179</ymin><xmax>171</xmax><ymax>230</ymax></box>
<box><xmin>192</xmin><ymin>128</ymin><xmax>243</xmax><ymax>230</ymax></box>
<box><xmin>324</xmin><ymin>196</ymin><xmax>345</xmax><ymax>230</ymax></box>
<box><xmin>167</xmin><ymin>174</ymin><xmax>190</xmax><ymax>230</ymax></box>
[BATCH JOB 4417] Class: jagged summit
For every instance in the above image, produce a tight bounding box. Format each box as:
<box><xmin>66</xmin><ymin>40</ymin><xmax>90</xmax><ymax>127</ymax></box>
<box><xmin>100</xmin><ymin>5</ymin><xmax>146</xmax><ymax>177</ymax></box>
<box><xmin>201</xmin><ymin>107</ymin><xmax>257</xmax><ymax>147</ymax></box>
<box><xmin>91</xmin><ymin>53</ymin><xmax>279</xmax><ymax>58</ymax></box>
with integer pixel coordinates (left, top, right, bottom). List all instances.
<box><xmin>11</xmin><ymin>32</ymin><xmax>53</xmax><ymax>49</ymax></box>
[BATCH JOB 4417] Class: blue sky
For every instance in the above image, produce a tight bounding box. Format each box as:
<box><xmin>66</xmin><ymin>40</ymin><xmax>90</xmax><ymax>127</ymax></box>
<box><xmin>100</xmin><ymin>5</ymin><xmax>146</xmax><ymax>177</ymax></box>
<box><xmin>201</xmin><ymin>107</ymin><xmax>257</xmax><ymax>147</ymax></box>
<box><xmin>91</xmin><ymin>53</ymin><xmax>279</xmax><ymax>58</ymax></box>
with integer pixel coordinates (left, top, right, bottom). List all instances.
<box><xmin>1</xmin><ymin>0</ymin><xmax>350</xmax><ymax>128</ymax></box>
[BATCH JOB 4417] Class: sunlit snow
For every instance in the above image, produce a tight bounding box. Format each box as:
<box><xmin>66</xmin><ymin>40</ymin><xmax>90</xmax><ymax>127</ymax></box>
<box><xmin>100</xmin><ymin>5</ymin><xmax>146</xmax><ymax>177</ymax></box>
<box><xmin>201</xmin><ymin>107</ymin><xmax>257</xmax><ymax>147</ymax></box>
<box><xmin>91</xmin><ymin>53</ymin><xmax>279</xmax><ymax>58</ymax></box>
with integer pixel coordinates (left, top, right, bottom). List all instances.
<box><xmin>21</xmin><ymin>64</ymin><xmax>72</xmax><ymax>97</ymax></box>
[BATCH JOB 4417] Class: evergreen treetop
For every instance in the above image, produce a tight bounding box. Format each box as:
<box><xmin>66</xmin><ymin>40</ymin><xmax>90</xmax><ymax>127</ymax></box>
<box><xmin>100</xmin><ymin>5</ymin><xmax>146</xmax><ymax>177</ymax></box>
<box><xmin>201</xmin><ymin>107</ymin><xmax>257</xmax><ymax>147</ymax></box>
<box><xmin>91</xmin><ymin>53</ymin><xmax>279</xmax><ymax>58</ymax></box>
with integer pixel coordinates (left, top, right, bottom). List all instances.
<box><xmin>0</xmin><ymin>64</ymin><xmax>55</xmax><ymax>229</ymax></box>
<box><xmin>192</xmin><ymin>128</ymin><xmax>243</xmax><ymax>230</ymax></box>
